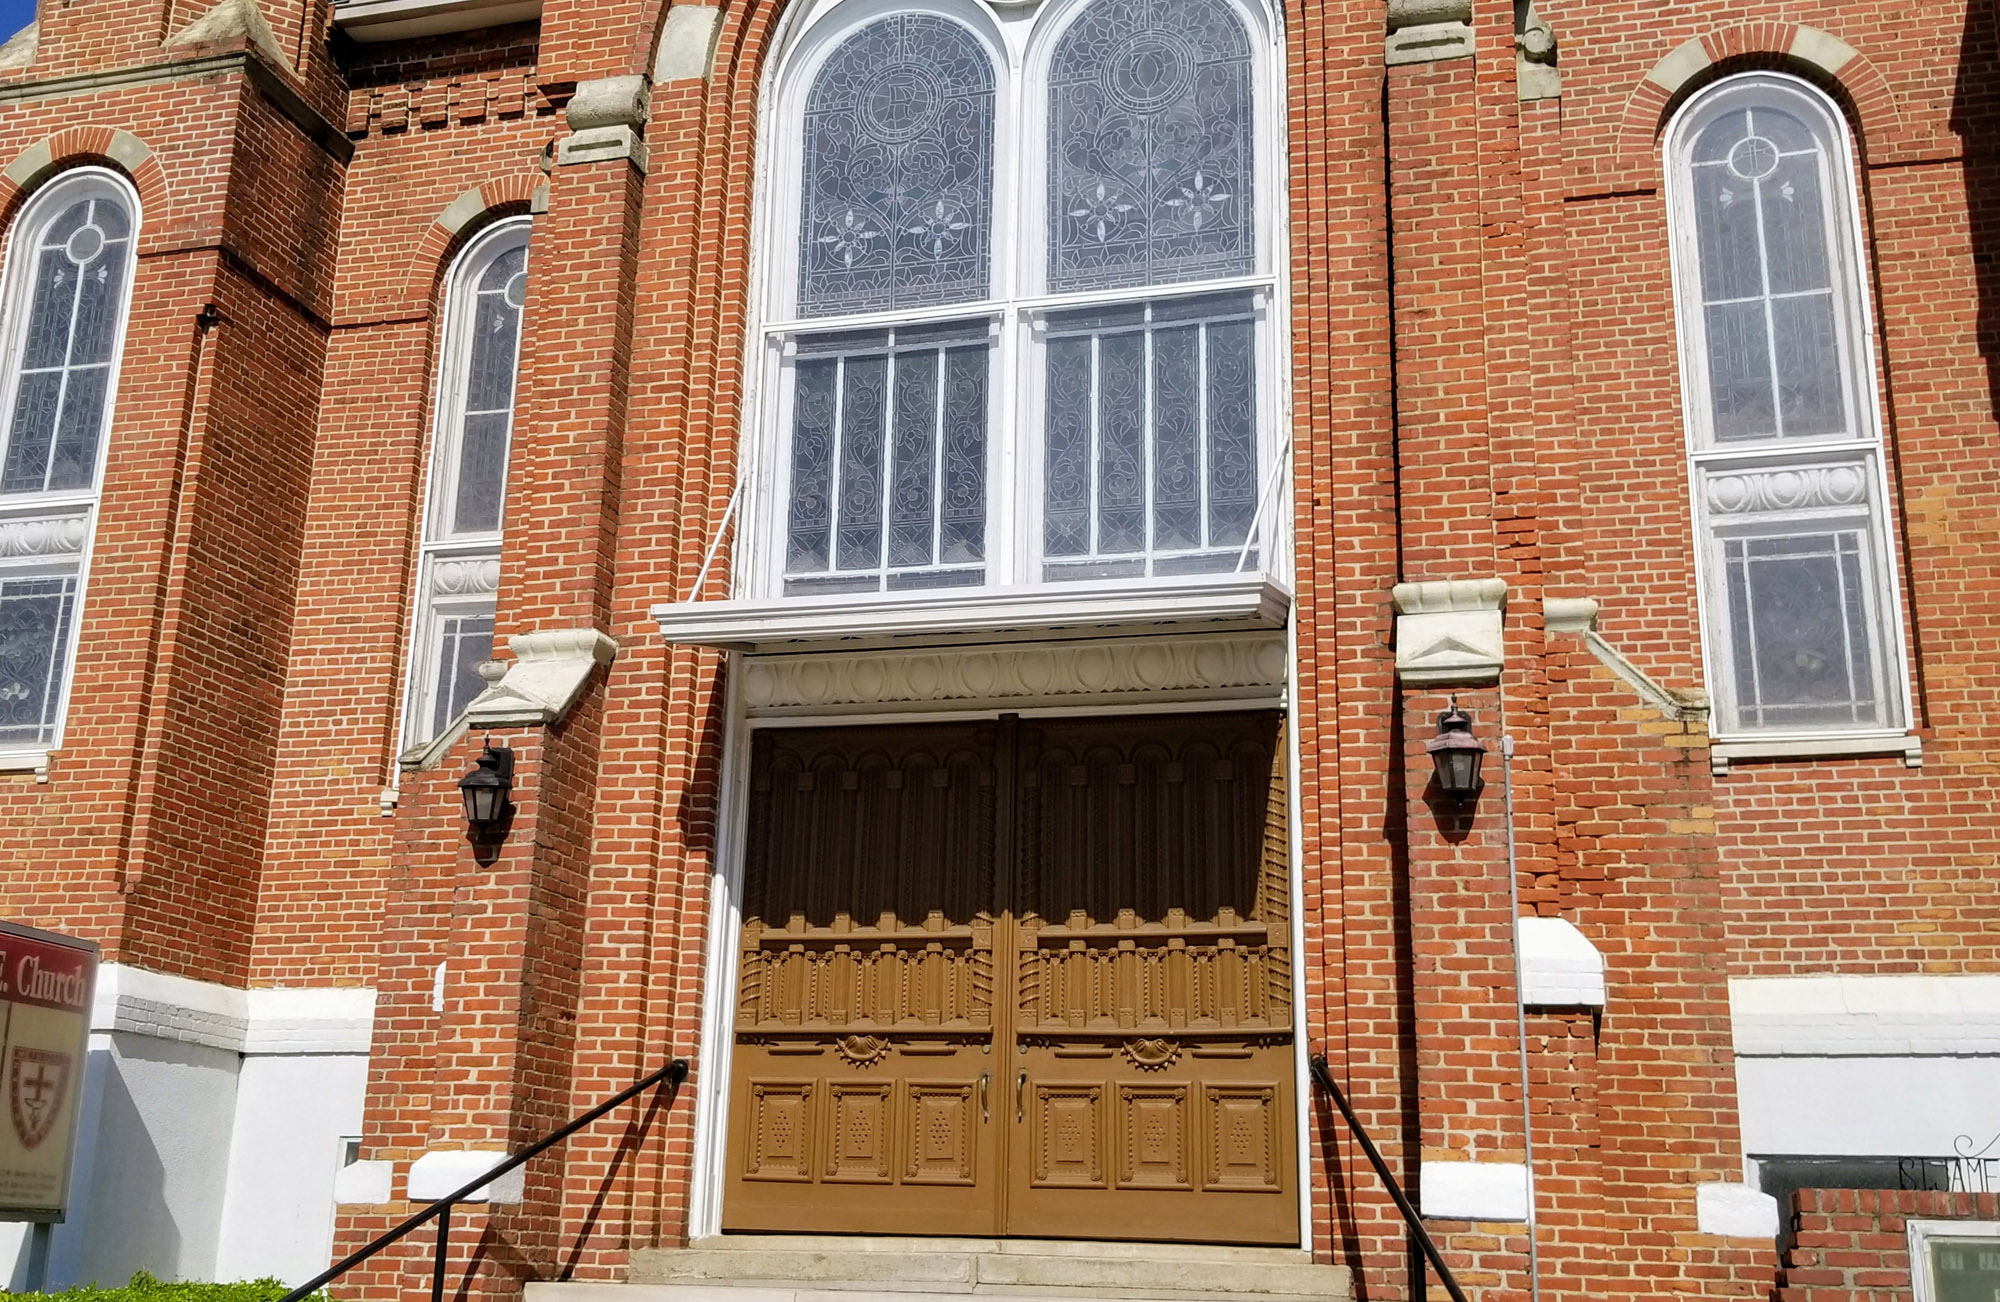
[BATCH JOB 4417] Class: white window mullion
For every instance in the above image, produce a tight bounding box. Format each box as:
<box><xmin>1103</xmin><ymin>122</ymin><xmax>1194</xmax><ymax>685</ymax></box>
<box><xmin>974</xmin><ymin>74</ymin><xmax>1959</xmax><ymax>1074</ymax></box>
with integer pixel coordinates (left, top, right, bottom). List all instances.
<box><xmin>931</xmin><ymin>343</ymin><xmax>947</xmax><ymax>568</ymax></box>
<box><xmin>1142</xmin><ymin>310</ymin><xmax>1156</xmax><ymax>570</ymax></box>
<box><xmin>1198</xmin><ymin>320</ymin><xmax>1212</xmax><ymax>551</ymax></box>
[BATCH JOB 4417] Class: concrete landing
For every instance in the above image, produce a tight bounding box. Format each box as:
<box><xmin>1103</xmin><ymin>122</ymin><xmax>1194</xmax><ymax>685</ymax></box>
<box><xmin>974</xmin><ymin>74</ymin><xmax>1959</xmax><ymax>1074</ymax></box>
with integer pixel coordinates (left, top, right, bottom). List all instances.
<box><xmin>530</xmin><ymin>1235</ymin><xmax>1353</xmax><ymax>1301</ymax></box>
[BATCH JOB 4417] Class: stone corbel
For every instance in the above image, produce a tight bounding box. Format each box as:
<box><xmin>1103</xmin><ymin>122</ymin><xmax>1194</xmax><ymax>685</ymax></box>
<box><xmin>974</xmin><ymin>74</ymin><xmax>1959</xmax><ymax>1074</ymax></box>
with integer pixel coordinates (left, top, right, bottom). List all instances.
<box><xmin>557</xmin><ymin>74</ymin><xmax>651</xmax><ymax>171</ymax></box>
<box><xmin>1391</xmin><ymin>579</ymin><xmax>1506</xmax><ymax>685</ymax></box>
<box><xmin>464</xmin><ymin>628</ymin><xmax>618</xmax><ymax>728</ymax></box>
<box><xmin>1515</xmin><ymin>0</ymin><xmax>1559</xmax><ymax>100</ymax></box>
<box><xmin>1544</xmin><ymin>597</ymin><xmax>1709</xmax><ymax>724</ymax></box>
<box><xmin>1386</xmin><ymin>0</ymin><xmax>1473</xmax><ymax>66</ymax></box>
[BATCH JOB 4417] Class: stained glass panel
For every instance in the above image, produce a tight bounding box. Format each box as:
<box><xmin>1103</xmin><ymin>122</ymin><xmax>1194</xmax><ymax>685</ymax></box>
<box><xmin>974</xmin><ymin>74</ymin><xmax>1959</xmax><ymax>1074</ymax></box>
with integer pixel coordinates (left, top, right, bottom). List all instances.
<box><xmin>447</xmin><ymin>243</ymin><xmax>527</xmax><ymax>536</ymax></box>
<box><xmin>799</xmin><ymin>15</ymin><xmax>996</xmax><ymax>316</ymax></box>
<box><xmin>1722</xmin><ymin>529</ymin><xmax>1882</xmax><ymax>730</ymax></box>
<box><xmin>0</xmin><ymin>573</ymin><xmax>78</xmax><ymax>746</ymax></box>
<box><xmin>1688</xmin><ymin>102</ymin><xmax>1850</xmax><ymax>442</ymax></box>
<box><xmin>1048</xmin><ymin>0</ymin><xmax>1254</xmax><ymax>292</ymax></box>
<box><xmin>785</xmin><ymin>325</ymin><xmax>988</xmax><ymax>594</ymax></box>
<box><xmin>431</xmin><ymin>609</ymin><xmax>496</xmax><ymax>737</ymax></box>
<box><xmin>1041</xmin><ymin>294</ymin><xmax>1259</xmax><ymax>579</ymax></box>
<box><xmin>2</xmin><ymin>194</ymin><xmax>134</xmax><ymax>495</ymax></box>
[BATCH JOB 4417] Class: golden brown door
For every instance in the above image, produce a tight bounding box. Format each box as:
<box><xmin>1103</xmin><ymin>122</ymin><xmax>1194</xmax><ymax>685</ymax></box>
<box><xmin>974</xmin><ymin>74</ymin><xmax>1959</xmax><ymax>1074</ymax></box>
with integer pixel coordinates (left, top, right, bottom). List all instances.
<box><xmin>723</xmin><ymin>722</ymin><xmax>1004</xmax><ymax>1235</ymax></box>
<box><xmin>722</xmin><ymin>712</ymin><xmax>1295</xmax><ymax>1244</ymax></box>
<box><xmin>1005</xmin><ymin>714</ymin><xmax>1296</xmax><ymax>1245</ymax></box>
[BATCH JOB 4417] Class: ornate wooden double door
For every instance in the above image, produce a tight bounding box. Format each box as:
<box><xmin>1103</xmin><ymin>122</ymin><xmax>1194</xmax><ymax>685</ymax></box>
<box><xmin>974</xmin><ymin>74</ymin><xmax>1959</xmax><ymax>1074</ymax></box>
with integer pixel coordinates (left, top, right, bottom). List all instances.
<box><xmin>722</xmin><ymin>711</ymin><xmax>1296</xmax><ymax>1244</ymax></box>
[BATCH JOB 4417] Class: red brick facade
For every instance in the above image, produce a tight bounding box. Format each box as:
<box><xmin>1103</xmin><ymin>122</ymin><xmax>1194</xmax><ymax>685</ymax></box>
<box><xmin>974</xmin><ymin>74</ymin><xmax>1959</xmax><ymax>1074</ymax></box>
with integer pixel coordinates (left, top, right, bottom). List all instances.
<box><xmin>0</xmin><ymin>0</ymin><xmax>1995</xmax><ymax>1296</ymax></box>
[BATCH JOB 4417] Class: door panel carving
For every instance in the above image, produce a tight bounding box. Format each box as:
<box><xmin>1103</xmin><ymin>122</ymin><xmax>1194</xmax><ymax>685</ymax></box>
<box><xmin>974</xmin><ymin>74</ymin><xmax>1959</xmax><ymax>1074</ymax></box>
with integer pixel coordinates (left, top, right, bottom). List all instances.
<box><xmin>724</xmin><ymin>722</ymin><xmax>1004</xmax><ymax>1234</ymax></box>
<box><xmin>1005</xmin><ymin>713</ymin><xmax>1296</xmax><ymax>1244</ymax></box>
<box><xmin>723</xmin><ymin>711</ymin><xmax>1294</xmax><ymax>1243</ymax></box>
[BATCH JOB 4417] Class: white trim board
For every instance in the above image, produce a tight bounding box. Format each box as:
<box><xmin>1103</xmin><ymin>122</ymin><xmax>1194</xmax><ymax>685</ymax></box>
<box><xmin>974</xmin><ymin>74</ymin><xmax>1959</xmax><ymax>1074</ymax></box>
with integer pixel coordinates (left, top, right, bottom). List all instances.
<box><xmin>91</xmin><ymin>964</ymin><xmax>376</xmax><ymax>1056</ymax></box>
<box><xmin>1731</xmin><ymin>975</ymin><xmax>2000</xmax><ymax>1057</ymax></box>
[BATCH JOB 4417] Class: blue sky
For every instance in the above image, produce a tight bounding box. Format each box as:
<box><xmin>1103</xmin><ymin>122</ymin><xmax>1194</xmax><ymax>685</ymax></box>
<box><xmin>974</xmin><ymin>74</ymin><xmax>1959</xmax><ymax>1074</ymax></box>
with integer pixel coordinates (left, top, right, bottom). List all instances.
<box><xmin>0</xmin><ymin>0</ymin><xmax>32</xmax><ymax>42</ymax></box>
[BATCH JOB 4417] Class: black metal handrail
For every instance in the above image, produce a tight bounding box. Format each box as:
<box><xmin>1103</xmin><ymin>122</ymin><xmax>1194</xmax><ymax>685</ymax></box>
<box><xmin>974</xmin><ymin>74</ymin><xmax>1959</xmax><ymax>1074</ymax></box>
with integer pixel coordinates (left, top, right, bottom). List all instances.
<box><xmin>280</xmin><ymin>1057</ymin><xmax>690</xmax><ymax>1302</ymax></box>
<box><xmin>1308</xmin><ymin>1052</ymin><xmax>1471</xmax><ymax>1302</ymax></box>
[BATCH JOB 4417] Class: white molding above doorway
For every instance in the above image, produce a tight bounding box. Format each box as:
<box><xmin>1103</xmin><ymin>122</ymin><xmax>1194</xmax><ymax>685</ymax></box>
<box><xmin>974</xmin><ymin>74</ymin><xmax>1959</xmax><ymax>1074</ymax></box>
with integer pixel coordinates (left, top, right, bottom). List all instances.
<box><xmin>653</xmin><ymin>574</ymin><xmax>1289</xmax><ymax>655</ymax></box>
<box><xmin>740</xmin><ymin>631</ymin><xmax>1289</xmax><ymax>717</ymax></box>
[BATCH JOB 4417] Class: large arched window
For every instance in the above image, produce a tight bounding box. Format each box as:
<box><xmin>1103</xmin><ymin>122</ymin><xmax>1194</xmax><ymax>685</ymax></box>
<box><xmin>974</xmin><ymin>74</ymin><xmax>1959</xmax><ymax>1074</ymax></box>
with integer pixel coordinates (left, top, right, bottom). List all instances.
<box><xmin>0</xmin><ymin>168</ymin><xmax>138</xmax><ymax>759</ymax></box>
<box><xmin>1665</xmin><ymin>74</ymin><xmax>1910</xmax><ymax>742</ymax></box>
<box><xmin>402</xmin><ymin>217</ymin><xmax>529</xmax><ymax>747</ymax></box>
<box><xmin>756</xmin><ymin>0</ymin><xmax>1279</xmax><ymax>599</ymax></box>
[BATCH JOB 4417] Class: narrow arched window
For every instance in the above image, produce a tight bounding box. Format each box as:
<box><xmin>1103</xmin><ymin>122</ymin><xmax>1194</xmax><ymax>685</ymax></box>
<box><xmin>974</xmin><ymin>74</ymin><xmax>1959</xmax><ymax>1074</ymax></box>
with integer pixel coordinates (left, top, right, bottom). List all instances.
<box><xmin>1666</xmin><ymin>73</ymin><xmax>1909</xmax><ymax>740</ymax></box>
<box><xmin>0</xmin><ymin>168</ymin><xmax>138</xmax><ymax>757</ymax></box>
<box><xmin>403</xmin><ymin>218</ymin><xmax>529</xmax><ymax>747</ymax></box>
<box><xmin>757</xmin><ymin>0</ymin><xmax>1276</xmax><ymax>599</ymax></box>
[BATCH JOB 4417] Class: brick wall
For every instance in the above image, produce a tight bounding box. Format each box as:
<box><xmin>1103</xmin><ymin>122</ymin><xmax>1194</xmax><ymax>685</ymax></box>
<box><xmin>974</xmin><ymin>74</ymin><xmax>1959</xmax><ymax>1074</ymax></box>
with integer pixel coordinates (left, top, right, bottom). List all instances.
<box><xmin>0</xmin><ymin>0</ymin><xmax>1995</xmax><ymax>1297</ymax></box>
<box><xmin>1777</xmin><ymin>1188</ymin><xmax>2000</xmax><ymax>1299</ymax></box>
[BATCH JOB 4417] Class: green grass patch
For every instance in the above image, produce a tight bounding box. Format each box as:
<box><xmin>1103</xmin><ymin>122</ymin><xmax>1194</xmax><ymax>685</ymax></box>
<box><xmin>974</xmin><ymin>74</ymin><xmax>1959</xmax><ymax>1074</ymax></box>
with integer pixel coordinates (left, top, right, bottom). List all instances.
<box><xmin>5</xmin><ymin>1271</ymin><xmax>330</xmax><ymax>1302</ymax></box>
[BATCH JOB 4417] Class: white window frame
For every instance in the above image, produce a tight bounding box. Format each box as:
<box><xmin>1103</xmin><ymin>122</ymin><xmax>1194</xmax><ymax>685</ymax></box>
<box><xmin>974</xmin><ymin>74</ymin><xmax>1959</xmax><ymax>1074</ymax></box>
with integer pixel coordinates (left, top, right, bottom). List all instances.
<box><xmin>738</xmin><ymin>0</ymin><xmax>1290</xmax><ymax>603</ymax></box>
<box><xmin>0</xmin><ymin>166</ymin><xmax>141</xmax><ymax>770</ymax></box>
<box><xmin>399</xmin><ymin>216</ymin><xmax>530</xmax><ymax>750</ymax></box>
<box><xmin>1908</xmin><ymin>1219</ymin><xmax>2000</xmax><ymax>1302</ymax></box>
<box><xmin>1664</xmin><ymin>72</ymin><xmax>1913</xmax><ymax>750</ymax></box>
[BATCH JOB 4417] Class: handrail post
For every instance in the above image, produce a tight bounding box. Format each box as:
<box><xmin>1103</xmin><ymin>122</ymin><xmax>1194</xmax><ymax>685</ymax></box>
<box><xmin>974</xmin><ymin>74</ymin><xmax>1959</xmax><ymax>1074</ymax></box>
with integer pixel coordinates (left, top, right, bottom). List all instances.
<box><xmin>431</xmin><ymin>1201</ymin><xmax>452</xmax><ymax>1302</ymax></box>
<box><xmin>1309</xmin><ymin>1053</ymin><xmax>1473</xmax><ymax>1302</ymax></box>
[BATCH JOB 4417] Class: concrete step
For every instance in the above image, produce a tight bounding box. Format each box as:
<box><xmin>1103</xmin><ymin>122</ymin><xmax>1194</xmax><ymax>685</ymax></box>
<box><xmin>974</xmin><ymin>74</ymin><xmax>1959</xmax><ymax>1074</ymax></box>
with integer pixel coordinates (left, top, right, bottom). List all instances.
<box><xmin>530</xmin><ymin>1235</ymin><xmax>1352</xmax><ymax>1301</ymax></box>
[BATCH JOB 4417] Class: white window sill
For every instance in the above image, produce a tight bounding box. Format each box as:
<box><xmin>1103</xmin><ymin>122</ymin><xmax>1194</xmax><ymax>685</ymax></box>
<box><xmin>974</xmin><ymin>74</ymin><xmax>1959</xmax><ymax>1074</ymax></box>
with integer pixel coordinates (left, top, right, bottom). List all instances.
<box><xmin>0</xmin><ymin>749</ymin><xmax>50</xmax><ymax>780</ymax></box>
<box><xmin>331</xmin><ymin>0</ymin><xmax>541</xmax><ymax>42</ymax></box>
<box><xmin>1710</xmin><ymin>732</ymin><xmax>1922</xmax><ymax>775</ymax></box>
<box><xmin>651</xmin><ymin>573</ymin><xmax>1292</xmax><ymax>654</ymax></box>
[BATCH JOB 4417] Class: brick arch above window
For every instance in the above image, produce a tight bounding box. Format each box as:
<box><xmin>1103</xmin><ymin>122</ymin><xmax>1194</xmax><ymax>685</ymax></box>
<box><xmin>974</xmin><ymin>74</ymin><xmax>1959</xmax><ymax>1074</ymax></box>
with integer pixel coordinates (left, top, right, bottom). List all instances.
<box><xmin>0</xmin><ymin>129</ymin><xmax>168</xmax><ymax>247</ymax></box>
<box><xmin>1608</xmin><ymin>26</ymin><xmax>1909</xmax><ymax>190</ymax></box>
<box><xmin>400</xmin><ymin>175</ymin><xmax>547</xmax><ymax>314</ymax></box>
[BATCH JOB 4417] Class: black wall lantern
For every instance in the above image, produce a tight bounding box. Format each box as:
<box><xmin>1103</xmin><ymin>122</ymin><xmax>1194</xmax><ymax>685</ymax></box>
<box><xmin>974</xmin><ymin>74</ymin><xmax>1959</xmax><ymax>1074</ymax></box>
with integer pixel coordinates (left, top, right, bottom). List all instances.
<box><xmin>458</xmin><ymin>740</ymin><xmax>514</xmax><ymax>830</ymax></box>
<box><xmin>1425</xmin><ymin>706</ymin><xmax>1486</xmax><ymax>803</ymax></box>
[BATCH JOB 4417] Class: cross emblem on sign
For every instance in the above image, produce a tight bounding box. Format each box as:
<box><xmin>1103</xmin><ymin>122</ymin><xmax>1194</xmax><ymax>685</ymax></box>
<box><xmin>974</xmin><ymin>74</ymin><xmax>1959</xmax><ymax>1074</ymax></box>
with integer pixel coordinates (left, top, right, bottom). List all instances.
<box><xmin>10</xmin><ymin>1047</ymin><xmax>71</xmax><ymax>1151</ymax></box>
<box><xmin>19</xmin><ymin>1061</ymin><xmax>55</xmax><ymax>1119</ymax></box>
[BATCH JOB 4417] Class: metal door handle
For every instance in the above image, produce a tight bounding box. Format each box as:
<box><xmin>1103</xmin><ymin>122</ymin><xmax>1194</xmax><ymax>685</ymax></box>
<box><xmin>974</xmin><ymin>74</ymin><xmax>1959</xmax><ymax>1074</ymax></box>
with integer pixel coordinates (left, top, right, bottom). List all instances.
<box><xmin>978</xmin><ymin>1072</ymin><xmax>989</xmax><ymax>1122</ymax></box>
<box><xmin>1015</xmin><ymin>1070</ymin><xmax>1026</xmax><ymax>1122</ymax></box>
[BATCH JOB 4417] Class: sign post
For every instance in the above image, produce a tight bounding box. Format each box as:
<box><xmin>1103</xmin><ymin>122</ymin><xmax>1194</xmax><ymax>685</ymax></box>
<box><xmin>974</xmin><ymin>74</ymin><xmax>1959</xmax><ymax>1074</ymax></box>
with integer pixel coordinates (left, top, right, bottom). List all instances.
<box><xmin>0</xmin><ymin>918</ymin><xmax>98</xmax><ymax>1286</ymax></box>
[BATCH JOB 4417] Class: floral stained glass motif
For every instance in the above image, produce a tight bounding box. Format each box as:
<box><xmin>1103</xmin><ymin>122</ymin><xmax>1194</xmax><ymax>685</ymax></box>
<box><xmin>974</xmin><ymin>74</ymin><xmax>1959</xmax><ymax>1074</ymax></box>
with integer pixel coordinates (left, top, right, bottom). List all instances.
<box><xmin>1048</xmin><ymin>0</ymin><xmax>1253</xmax><ymax>292</ymax></box>
<box><xmin>0</xmin><ymin>574</ymin><xmax>78</xmax><ymax>746</ymax></box>
<box><xmin>786</xmin><ymin>325</ymin><xmax>988</xmax><ymax>593</ymax></box>
<box><xmin>1042</xmin><ymin>294</ymin><xmax>1257</xmax><ymax>579</ymax></box>
<box><xmin>1689</xmin><ymin>102</ymin><xmax>1849</xmax><ymax>442</ymax></box>
<box><xmin>1</xmin><ymin>196</ymin><xmax>133</xmax><ymax>495</ymax></box>
<box><xmin>799</xmin><ymin>15</ymin><xmax>996</xmax><ymax>317</ymax></box>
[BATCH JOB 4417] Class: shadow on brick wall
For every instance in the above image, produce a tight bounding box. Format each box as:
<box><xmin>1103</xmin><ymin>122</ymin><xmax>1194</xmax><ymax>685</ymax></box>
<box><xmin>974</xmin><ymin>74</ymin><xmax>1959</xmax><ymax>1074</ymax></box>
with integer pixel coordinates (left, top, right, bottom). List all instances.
<box><xmin>1953</xmin><ymin>0</ymin><xmax>2000</xmax><ymax>423</ymax></box>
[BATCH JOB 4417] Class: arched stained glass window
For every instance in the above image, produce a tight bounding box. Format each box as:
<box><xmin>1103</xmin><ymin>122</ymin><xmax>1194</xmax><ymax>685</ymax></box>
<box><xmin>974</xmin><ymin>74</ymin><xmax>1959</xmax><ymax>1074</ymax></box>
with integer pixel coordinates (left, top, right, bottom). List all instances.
<box><xmin>757</xmin><ymin>0</ymin><xmax>1278</xmax><ymax>599</ymax></box>
<box><xmin>799</xmin><ymin>14</ymin><xmax>996</xmax><ymax>316</ymax></box>
<box><xmin>2</xmin><ymin>186</ymin><xmax>132</xmax><ymax>495</ymax></box>
<box><xmin>0</xmin><ymin>168</ymin><xmax>138</xmax><ymax>755</ymax></box>
<box><xmin>404</xmin><ymin>218</ymin><xmax>529</xmax><ymax>747</ymax></box>
<box><xmin>1666</xmin><ymin>74</ymin><xmax>1909</xmax><ymax>741</ymax></box>
<box><xmin>1685</xmin><ymin>90</ymin><xmax>1853</xmax><ymax>442</ymax></box>
<box><xmin>1047</xmin><ymin>0</ymin><xmax>1253</xmax><ymax>293</ymax></box>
